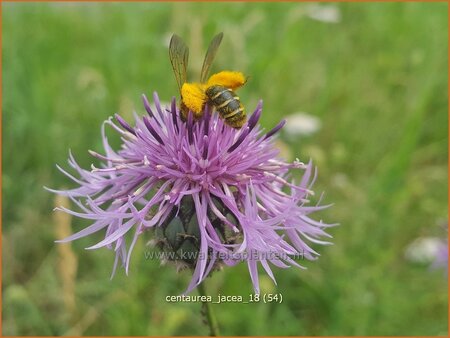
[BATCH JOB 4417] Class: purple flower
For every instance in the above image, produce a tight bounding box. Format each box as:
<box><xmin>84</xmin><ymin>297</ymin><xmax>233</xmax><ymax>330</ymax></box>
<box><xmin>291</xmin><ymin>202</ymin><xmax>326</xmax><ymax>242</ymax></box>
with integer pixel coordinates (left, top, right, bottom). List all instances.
<box><xmin>49</xmin><ymin>92</ymin><xmax>335</xmax><ymax>294</ymax></box>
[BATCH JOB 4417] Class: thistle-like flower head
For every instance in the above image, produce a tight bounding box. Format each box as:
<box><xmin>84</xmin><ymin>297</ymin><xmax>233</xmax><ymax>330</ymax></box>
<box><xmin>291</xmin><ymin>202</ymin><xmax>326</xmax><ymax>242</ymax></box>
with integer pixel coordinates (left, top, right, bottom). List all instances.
<box><xmin>49</xmin><ymin>93</ymin><xmax>334</xmax><ymax>294</ymax></box>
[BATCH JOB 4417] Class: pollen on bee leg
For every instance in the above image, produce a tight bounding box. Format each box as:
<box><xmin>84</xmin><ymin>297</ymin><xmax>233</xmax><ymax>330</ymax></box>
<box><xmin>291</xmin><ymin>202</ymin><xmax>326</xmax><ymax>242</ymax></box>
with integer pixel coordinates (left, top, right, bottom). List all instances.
<box><xmin>181</xmin><ymin>83</ymin><xmax>206</xmax><ymax>114</ymax></box>
<box><xmin>207</xmin><ymin>71</ymin><xmax>246</xmax><ymax>90</ymax></box>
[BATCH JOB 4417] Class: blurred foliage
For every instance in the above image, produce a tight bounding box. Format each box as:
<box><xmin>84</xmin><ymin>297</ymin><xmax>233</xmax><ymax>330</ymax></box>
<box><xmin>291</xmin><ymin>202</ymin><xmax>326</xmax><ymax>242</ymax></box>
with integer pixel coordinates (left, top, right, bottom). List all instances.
<box><xmin>2</xmin><ymin>2</ymin><xmax>448</xmax><ymax>336</ymax></box>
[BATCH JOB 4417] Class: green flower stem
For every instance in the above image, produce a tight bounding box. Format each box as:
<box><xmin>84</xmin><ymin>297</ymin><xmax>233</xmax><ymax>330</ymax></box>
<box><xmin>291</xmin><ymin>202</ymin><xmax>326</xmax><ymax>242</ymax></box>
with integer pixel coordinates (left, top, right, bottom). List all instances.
<box><xmin>198</xmin><ymin>282</ymin><xmax>220</xmax><ymax>336</ymax></box>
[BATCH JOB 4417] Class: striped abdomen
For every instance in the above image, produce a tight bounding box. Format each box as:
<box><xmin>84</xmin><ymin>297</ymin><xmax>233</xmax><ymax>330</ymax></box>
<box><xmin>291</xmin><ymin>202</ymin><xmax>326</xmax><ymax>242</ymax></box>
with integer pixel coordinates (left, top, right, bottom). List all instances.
<box><xmin>205</xmin><ymin>85</ymin><xmax>246</xmax><ymax>129</ymax></box>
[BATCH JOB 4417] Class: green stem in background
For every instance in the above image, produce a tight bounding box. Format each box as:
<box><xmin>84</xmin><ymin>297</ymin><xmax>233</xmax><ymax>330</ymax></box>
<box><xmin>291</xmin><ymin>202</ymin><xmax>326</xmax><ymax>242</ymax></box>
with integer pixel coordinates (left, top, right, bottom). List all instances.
<box><xmin>198</xmin><ymin>281</ymin><xmax>220</xmax><ymax>336</ymax></box>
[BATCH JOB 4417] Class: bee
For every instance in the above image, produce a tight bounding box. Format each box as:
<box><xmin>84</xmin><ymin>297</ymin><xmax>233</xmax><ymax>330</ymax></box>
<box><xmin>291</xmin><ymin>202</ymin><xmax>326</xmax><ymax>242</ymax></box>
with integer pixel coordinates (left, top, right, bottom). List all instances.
<box><xmin>169</xmin><ymin>32</ymin><xmax>247</xmax><ymax>129</ymax></box>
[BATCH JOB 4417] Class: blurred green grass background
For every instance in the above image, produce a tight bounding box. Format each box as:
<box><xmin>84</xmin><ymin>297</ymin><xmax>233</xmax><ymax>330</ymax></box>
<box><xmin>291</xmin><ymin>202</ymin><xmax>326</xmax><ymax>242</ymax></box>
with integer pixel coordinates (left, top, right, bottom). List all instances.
<box><xmin>2</xmin><ymin>1</ymin><xmax>448</xmax><ymax>336</ymax></box>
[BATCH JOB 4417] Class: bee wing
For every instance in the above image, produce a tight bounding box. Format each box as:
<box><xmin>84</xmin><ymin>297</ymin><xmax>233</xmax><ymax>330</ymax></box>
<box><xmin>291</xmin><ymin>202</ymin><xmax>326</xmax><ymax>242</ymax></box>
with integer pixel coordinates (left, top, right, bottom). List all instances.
<box><xmin>169</xmin><ymin>34</ymin><xmax>189</xmax><ymax>93</ymax></box>
<box><xmin>200</xmin><ymin>32</ymin><xmax>224</xmax><ymax>83</ymax></box>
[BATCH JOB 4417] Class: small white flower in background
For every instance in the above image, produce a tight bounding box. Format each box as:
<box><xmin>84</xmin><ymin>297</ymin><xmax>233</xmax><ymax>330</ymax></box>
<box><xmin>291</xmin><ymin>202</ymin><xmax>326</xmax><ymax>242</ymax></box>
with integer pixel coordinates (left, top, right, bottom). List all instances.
<box><xmin>305</xmin><ymin>4</ymin><xmax>341</xmax><ymax>24</ymax></box>
<box><xmin>404</xmin><ymin>237</ymin><xmax>447</xmax><ymax>264</ymax></box>
<box><xmin>284</xmin><ymin>112</ymin><xmax>322</xmax><ymax>138</ymax></box>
